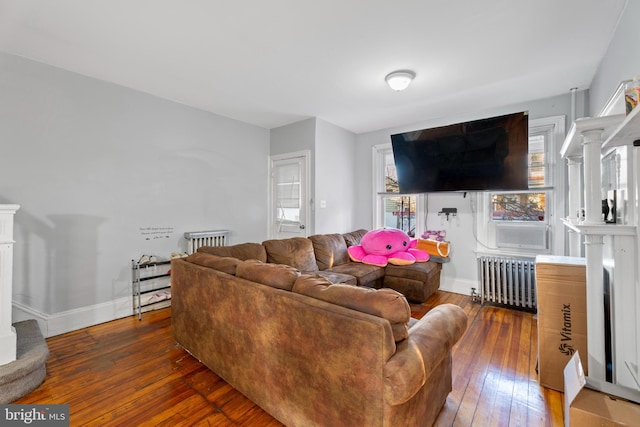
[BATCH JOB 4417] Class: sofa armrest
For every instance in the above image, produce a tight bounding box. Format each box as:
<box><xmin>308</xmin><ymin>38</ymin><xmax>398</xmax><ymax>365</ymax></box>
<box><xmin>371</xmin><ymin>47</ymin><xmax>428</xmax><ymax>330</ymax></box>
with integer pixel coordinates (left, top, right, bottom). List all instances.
<box><xmin>383</xmin><ymin>304</ymin><xmax>467</xmax><ymax>405</ymax></box>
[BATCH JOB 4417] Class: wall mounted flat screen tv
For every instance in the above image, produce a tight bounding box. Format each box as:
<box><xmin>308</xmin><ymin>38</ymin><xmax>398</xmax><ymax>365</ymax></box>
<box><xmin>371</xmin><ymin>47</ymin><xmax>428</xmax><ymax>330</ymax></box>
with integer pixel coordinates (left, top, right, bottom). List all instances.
<box><xmin>391</xmin><ymin>111</ymin><xmax>529</xmax><ymax>193</ymax></box>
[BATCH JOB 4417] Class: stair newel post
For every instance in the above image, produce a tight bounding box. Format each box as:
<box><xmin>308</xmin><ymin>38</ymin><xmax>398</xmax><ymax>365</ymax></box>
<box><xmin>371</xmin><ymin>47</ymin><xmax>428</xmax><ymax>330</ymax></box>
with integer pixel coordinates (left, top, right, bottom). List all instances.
<box><xmin>0</xmin><ymin>204</ymin><xmax>19</xmax><ymax>366</ymax></box>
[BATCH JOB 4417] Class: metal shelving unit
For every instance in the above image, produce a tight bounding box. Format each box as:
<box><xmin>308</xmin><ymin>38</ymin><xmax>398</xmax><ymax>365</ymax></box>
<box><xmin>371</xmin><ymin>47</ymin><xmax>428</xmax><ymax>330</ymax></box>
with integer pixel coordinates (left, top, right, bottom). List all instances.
<box><xmin>131</xmin><ymin>259</ymin><xmax>172</xmax><ymax>320</ymax></box>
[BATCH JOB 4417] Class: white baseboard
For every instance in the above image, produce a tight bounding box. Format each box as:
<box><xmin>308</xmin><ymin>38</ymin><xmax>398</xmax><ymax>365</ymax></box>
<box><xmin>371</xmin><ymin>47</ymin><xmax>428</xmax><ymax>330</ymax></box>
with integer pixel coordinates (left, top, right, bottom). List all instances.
<box><xmin>12</xmin><ymin>297</ymin><xmax>134</xmax><ymax>338</ymax></box>
<box><xmin>439</xmin><ymin>275</ymin><xmax>477</xmax><ymax>297</ymax></box>
<box><xmin>11</xmin><ymin>276</ymin><xmax>473</xmax><ymax>338</ymax></box>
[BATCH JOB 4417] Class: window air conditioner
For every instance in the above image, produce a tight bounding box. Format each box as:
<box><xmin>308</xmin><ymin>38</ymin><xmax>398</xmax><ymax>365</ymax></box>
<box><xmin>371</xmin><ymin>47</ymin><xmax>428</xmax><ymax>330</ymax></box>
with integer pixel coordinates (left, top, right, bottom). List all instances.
<box><xmin>495</xmin><ymin>222</ymin><xmax>548</xmax><ymax>251</ymax></box>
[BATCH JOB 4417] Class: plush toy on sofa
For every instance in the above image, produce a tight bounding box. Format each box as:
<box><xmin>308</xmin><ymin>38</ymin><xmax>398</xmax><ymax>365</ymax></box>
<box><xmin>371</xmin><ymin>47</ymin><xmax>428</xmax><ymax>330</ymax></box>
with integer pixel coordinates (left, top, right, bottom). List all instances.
<box><xmin>347</xmin><ymin>228</ymin><xmax>430</xmax><ymax>267</ymax></box>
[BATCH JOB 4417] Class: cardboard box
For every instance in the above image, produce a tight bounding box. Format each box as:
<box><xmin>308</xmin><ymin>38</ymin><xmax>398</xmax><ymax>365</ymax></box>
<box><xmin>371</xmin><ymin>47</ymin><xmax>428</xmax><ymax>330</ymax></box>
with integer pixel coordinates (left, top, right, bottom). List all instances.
<box><xmin>535</xmin><ymin>255</ymin><xmax>588</xmax><ymax>392</ymax></box>
<box><xmin>564</xmin><ymin>352</ymin><xmax>640</xmax><ymax>426</ymax></box>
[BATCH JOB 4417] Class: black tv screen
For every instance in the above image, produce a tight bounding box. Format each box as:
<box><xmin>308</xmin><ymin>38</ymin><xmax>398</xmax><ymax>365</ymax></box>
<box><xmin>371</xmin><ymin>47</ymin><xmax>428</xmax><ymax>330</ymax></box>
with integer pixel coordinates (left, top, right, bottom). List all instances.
<box><xmin>391</xmin><ymin>112</ymin><xmax>529</xmax><ymax>193</ymax></box>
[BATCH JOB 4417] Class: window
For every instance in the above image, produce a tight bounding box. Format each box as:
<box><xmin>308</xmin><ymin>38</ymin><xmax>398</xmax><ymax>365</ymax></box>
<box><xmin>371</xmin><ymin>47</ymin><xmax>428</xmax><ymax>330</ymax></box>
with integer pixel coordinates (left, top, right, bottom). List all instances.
<box><xmin>491</xmin><ymin>192</ymin><xmax>546</xmax><ymax>221</ymax></box>
<box><xmin>373</xmin><ymin>115</ymin><xmax>564</xmax><ymax>254</ymax></box>
<box><xmin>490</xmin><ymin>124</ymin><xmax>554</xmax><ymax>224</ymax></box>
<box><xmin>486</xmin><ymin>116</ymin><xmax>564</xmax><ymax>254</ymax></box>
<box><xmin>373</xmin><ymin>146</ymin><xmax>418</xmax><ymax>237</ymax></box>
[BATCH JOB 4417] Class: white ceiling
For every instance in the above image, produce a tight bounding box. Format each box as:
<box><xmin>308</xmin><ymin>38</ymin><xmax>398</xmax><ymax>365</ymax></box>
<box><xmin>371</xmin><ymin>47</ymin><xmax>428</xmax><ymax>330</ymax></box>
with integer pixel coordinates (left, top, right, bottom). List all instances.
<box><xmin>0</xmin><ymin>0</ymin><xmax>628</xmax><ymax>134</ymax></box>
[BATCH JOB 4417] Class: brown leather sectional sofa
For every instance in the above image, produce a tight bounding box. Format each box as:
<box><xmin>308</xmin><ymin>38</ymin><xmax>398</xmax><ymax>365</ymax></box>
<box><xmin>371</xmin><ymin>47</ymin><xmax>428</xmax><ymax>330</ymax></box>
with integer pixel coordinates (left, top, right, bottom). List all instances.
<box><xmin>170</xmin><ymin>230</ymin><xmax>467</xmax><ymax>426</ymax></box>
<box><xmin>171</xmin><ymin>255</ymin><xmax>467</xmax><ymax>426</ymax></box>
<box><xmin>197</xmin><ymin>229</ymin><xmax>442</xmax><ymax>303</ymax></box>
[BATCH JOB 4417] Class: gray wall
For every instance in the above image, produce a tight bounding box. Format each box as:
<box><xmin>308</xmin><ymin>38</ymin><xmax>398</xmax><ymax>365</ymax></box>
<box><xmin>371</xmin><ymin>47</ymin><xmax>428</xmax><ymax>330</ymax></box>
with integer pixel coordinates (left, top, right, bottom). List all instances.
<box><xmin>314</xmin><ymin>119</ymin><xmax>356</xmax><ymax>234</ymax></box>
<box><xmin>270</xmin><ymin>117</ymin><xmax>315</xmax><ymax>156</ymax></box>
<box><xmin>1</xmin><ymin>53</ymin><xmax>269</xmax><ymax>318</ymax></box>
<box><xmin>590</xmin><ymin>1</ymin><xmax>640</xmax><ymax>115</ymax></box>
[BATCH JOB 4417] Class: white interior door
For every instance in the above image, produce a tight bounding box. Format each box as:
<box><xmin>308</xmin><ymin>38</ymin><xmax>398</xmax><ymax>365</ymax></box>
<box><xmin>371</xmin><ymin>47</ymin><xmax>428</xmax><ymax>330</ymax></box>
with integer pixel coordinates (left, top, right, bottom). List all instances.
<box><xmin>269</xmin><ymin>151</ymin><xmax>310</xmax><ymax>239</ymax></box>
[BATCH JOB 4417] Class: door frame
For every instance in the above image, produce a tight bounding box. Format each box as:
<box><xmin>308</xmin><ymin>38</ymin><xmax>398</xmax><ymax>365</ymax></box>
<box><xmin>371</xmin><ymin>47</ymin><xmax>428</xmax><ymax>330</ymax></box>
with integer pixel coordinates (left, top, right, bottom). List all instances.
<box><xmin>268</xmin><ymin>150</ymin><xmax>311</xmax><ymax>239</ymax></box>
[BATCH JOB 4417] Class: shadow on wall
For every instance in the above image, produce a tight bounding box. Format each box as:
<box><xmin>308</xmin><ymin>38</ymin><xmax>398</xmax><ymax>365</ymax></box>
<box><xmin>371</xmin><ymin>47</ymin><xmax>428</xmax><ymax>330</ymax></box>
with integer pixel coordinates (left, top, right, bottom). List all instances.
<box><xmin>1</xmin><ymin>197</ymin><xmax>105</xmax><ymax>314</ymax></box>
<box><xmin>47</xmin><ymin>215</ymin><xmax>105</xmax><ymax>312</ymax></box>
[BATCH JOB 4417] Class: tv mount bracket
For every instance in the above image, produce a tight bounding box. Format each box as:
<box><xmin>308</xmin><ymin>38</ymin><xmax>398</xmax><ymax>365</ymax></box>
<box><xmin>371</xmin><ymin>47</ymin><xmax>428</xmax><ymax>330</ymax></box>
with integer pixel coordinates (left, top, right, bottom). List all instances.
<box><xmin>438</xmin><ymin>207</ymin><xmax>458</xmax><ymax>221</ymax></box>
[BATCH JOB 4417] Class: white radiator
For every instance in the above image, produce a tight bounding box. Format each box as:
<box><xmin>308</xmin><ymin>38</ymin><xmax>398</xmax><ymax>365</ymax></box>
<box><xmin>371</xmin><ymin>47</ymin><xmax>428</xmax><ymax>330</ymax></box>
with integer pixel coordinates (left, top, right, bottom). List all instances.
<box><xmin>184</xmin><ymin>230</ymin><xmax>230</xmax><ymax>254</ymax></box>
<box><xmin>478</xmin><ymin>256</ymin><xmax>537</xmax><ymax>311</ymax></box>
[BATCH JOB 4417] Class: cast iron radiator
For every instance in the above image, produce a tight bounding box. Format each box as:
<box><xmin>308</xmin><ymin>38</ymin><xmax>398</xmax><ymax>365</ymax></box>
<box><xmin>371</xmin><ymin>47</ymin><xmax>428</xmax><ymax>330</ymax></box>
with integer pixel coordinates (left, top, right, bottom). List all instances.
<box><xmin>477</xmin><ymin>256</ymin><xmax>537</xmax><ymax>311</ymax></box>
<box><xmin>184</xmin><ymin>230</ymin><xmax>230</xmax><ymax>254</ymax></box>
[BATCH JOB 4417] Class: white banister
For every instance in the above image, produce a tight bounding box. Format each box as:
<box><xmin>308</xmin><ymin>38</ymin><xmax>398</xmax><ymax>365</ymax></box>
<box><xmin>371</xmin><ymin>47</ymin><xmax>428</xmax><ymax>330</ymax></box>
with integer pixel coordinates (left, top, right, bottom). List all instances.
<box><xmin>0</xmin><ymin>204</ymin><xmax>19</xmax><ymax>366</ymax></box>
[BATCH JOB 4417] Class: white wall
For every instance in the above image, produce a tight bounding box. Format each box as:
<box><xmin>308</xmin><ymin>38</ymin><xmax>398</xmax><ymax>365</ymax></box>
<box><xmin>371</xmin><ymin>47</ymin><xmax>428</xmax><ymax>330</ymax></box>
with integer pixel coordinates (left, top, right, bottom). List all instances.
<box><xmin>1</xmin><ymin>53</ymin><xmax>270</xmax><ymax>335</ymax></box>
<box><xmin>314</xmin><ymin>119</ymin><xmax>356</xmax><ymax>234</ymax></box>
<box><xmin>354</xmin><ymin>93</ymin><xmax>584</xmax><ymax>294</ymax></box>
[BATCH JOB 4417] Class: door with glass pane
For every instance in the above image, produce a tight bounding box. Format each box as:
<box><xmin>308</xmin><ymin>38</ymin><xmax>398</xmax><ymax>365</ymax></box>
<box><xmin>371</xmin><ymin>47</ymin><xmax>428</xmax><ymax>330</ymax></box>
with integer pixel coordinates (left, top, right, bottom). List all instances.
<box><xmin>269</xmin><ymin>152</ymin><xmax>309</xmax><ymax>239</ymax></box>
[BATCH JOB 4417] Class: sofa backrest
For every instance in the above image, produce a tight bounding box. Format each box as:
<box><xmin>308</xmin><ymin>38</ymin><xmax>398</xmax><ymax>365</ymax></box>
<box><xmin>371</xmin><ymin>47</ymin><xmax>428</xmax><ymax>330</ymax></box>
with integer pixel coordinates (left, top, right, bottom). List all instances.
<box><xmin>236</xmin><ymin>259</ymin><xmax>301</xmax><ymax>291</ymax></box>
<box><xmin>308</xmin><ymin>233</ymin><xmax>350</xmax><ymax>270</ymax></box>
<box><xmin>262</xmin><ymin>237</ymin><xmax>319</xmax><ymax>274</ymax></box>
<box><xmin>185</xmin><ymin>252</ymin><xmax>242</xmax><ymax>275</ymax></box>
<box><xmin>197</xmin><ymin>242</ymin><xmax>267</xmax><ymax>262</ymax></box>
<box><xmin>292</xmin><ymin>274</ymin><xmax>410</xmax><ymax>342</ymax></box>
<box><xmin>342</xmin><ymin>229</ymin><xmax>368</xmax><ymax>247</ymax></box>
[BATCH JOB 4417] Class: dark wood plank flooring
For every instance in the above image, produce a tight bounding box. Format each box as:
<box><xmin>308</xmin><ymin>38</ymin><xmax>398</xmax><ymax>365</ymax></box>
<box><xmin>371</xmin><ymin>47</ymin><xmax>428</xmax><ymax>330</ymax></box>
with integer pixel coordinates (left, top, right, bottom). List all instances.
<box><xmin>15</xmin><ymin>291</ymin><xmax>563</xmax><ymax>426</ymax></box>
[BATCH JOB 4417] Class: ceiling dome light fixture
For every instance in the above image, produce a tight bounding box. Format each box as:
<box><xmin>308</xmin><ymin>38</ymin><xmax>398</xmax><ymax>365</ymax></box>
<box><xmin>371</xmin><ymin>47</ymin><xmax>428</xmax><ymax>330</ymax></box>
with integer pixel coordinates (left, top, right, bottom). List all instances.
<box><xmin>385</xmin><ymin>70</ymin><xmax>416</xmax><ymax>91</ymax></box>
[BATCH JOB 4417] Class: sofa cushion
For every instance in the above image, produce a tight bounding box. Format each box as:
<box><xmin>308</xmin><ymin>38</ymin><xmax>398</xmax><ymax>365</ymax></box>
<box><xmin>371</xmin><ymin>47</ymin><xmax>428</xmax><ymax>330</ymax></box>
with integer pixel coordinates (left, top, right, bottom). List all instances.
<box><xmin>197</xmin><ymin>242</ymin><xmax>267</xmax><ymax>262</ymax></box>
<box><xmin>326</xmin><ymin>262</ymin><xmax>385</xmax><ymax>287</ymax></box>
<box><xmin>308</xmin><ymin>233</ymin><xmax>350</xmax><ymax>270</ymax></box>
<box><xmin>262</xmin><ymin>237</ymin><xmax>319</xmax><ymax>273</ymax></box>
<box><xmin>385</xmin><ymin>261</ymin><xmax>441</xmax><ymax>282</ymax></box>
<box><xmin>292</xmin><ymin>275</ymin><xmax>410</xmax><ymax>342</ymax></box>
<box><xmin>384</xmin><ymin>262</ymin><xmax>442</xmax><ymax>303</ymax></box>
<box><xmin>342</xmin><ymin>229</ymin><xmax>368</xmax><ymax>247</ymax></box>
<box><xmin>236</xmin><ymin>259</ymin><xmax>300</xmax><ymax>291</ymax></box>
<box><xmin>184</xmin><ymin>252</ymin><xmax>242</xmax><ymax>275</ymax></box>
<box><xmin>316</xmin><ymin>271</ymin><xmax>357</xmax><ymax>286</ymax></box>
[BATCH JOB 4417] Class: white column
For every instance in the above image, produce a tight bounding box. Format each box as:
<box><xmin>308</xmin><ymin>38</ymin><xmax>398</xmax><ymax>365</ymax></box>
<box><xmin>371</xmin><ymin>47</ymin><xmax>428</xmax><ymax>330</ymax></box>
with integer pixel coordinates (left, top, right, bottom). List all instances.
<box><xmin>0</xmin><ymin>204</ymin><xmax>19</xmax><ymax>366</ymax></box>
<box><xmin>584</xmin><ymin>233</ymin><xmax>605</xmax><ymax>381</ymax></box>
<box><xmin>567</xmin><ymin>156</ymin><xmax>583</xmax><ymax>256</ymax></box>
<box><xmin>581</xmin><ymin>129</ymin><xmax>605</xmax><ymax>225</ymax></box>
<box><xmin>579</xmin><ymin>128</ymin><xmax>607</xmax><ymax>382</ymax></box>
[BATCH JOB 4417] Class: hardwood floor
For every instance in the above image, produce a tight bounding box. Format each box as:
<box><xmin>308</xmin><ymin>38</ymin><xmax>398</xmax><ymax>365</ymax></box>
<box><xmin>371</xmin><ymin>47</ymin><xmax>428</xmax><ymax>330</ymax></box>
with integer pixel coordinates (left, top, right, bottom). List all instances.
<box><xmin>15</xmin><ymin>291</ymin><xmax>563</xmax><ymax>426</ymax></box>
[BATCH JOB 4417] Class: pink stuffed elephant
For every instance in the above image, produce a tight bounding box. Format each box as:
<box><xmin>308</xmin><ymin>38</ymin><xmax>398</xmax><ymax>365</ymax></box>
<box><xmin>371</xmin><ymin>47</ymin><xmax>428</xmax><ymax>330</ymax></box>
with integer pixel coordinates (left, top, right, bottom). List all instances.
<box><xmin>347</xmin><ymin>228</ymin><xmax>429</xmax><ymax>267</ymax></box>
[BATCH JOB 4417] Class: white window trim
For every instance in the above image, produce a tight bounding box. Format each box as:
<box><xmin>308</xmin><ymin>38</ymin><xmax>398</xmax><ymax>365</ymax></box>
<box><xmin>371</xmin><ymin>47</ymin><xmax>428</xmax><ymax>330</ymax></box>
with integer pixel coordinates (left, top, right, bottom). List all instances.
<box><xmin>372</xmin><ymin>143</ymin><xmax>424</xmax><ymax>236</ymax></box>
<box><xmin>372</xmin><ymin>144</ymin><xmax>387</xmax><ymax>229</ymax></box>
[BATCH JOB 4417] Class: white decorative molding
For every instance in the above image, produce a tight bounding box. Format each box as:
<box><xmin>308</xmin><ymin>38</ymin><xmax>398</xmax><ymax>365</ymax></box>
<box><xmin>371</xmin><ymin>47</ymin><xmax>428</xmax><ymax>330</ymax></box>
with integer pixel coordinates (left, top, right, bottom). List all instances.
<box><xmin>598</xmin><ymin>80</ymin><xmax>630</xmax><ymax>118</ymax></box>
<box><xmin>0</xmin><ymin>204</ymin><xmax>19</xmax><ymax>366</ymax></box>
<box><xmin>12</xmin><ymin>296</ymin><xmax>134</xmax><ymax>338</ymax></box>
<box><xmin>560</xmin><ymin>115</ymin><xmax>624</xmax><ymax>158</ymax></box>
<box><xmin>603</xmin><ymin>105</ymin><xmax>640</xmax><ymax>151</ymax></box>
<box><xmin>561</xmin><ymin>218</ymin><xmax>637</xmax><ymax>236</ymax></box>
